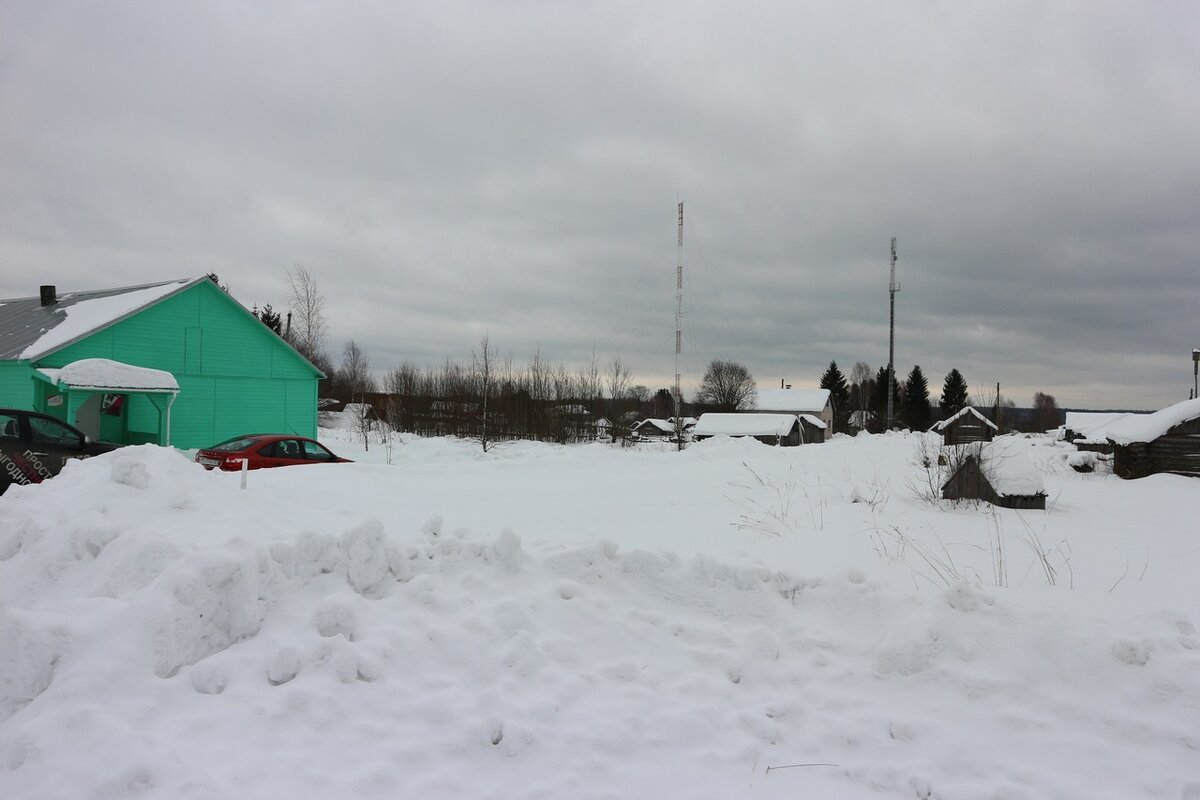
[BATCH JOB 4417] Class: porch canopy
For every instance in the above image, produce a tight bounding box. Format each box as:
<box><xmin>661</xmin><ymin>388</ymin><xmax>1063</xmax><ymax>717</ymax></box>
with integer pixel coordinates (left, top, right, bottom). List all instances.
<box><xmin>35</xmin><ymin>358</ymin><xmax>179</xmax><ymax>445</ymax></box>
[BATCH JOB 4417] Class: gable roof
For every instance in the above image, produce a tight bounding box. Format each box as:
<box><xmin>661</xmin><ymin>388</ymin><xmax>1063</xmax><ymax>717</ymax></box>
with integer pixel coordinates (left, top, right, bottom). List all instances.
<box><xmin>0</xmin><ymin>278</ymin><xmax>198</xmax><ymax>360</ymax></box>
<box><xmin>931</xmin><ymin>406</ymin><xmax>999</xmax><ymax>432</ymax></box>
<box><xmin>756</xmin><ymin>388</ymin><xmax>830</xmax><ymax>413</ymax></box>
<box><xmin>1</xmin><ymin>277</ymin><xmax>323</xmax><ymax>378</ymax></box>
<box><xmin>633</xmin><ymin>418</ymin><xmax>674</xmax><ymax>434</ymax></box>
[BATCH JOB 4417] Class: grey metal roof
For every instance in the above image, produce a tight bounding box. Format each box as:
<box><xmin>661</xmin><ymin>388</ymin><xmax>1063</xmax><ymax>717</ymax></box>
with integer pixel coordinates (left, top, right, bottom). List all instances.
<box><xmin>0</xmin><ymin>278</ymin><xmax>200</xmax><ymax>361</ymax></box>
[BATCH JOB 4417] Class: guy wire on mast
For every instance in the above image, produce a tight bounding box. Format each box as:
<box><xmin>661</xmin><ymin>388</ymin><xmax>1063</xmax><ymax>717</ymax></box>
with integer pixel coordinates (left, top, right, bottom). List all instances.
<box><xmin>887</xmin><ymin>236</ymin><xmax>899</xmax><ymax>430</ymax></box>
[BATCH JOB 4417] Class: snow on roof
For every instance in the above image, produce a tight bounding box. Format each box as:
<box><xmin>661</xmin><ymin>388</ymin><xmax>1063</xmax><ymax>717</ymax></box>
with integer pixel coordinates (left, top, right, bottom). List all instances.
<box><xmin>38</xmin><ymin>359</ymin><xmax>179</xmax><ymax>392</ymax></box>
<box><xmin>756</xmin><ymin>388</ymin><xmax>830</xmax><ymax>413</ymax></box>
<box><xmin>983</xmin><ymin>440</ymin><xmax>1045</xmax><ymax>497</ymax></box>
<box><xmin>1106</xmin><ymin>398</ymin><xmax>1200</xmax><ymax>445</ymax></box>
<box><xmin>693</xmin><ymin>413</ymin><xmax>798</xmax><ymax>437</ymax></box>
<box><xmin>1</xmin><ymin>279</ymin><xmax>197</xmax><ymax>361</ymax></box>
<box><xmin>634</xmin><ymin>418</ymin><xmax>674</xmax><ymax>434</ymax></box>
<box><xmin>1064</xmin><ymin>411</ymin><xmax>1150</xmax><ymax>442</ymax></box>
<box><xmin>932</xmin><ymin>406</ymin><xmax>998</xmax><ymax>432</ymax></box>
<box><xmin>799</xmin><ymin>414</ymin><xmax>826</xmax><ymax>429</ymax></box>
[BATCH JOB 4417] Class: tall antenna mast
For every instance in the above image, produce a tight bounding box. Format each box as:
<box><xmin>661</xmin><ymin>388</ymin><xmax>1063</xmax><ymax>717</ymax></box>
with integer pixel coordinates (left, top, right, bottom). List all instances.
<box><xmin>887</xmin><ymin>236</ymin><xmax>899</xmax><ymax>430</ymax></box>
<box><xmin>674</xmin><ymin>200</ymin><xmax>684</xmax><ymax>420</ymax></box>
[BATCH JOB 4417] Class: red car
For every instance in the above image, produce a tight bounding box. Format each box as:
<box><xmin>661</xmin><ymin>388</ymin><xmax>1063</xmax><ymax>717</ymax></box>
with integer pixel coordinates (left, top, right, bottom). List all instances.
<box><xmin>195</xmin><ymin>434</ymin><xmax>351</xmax><ymax>471</ymax></box>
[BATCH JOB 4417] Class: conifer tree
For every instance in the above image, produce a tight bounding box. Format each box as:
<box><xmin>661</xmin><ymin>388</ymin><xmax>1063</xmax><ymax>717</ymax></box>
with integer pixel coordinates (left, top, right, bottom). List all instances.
<box><xmin>869</xmin><ymin>366</ymin><xmax>903</xmax><ymax>433</ymax></box>
<box><xmin>940</xmin><ymin>368</ymin><xmax>969</xmax><ymax>415</ymax></box>
<box><xmin>819</xmin><ymin>361</ymin><xmax>852</xmax><ymax>433</ymax></box>
<box><xmin>255</xmin><ymin>303</ymin><xmax>283</xmax><ymax>335</ymax></box>
<box><xmin>903</xmin><ymin>365</ymin><xmax>932</xmax><ymax>431</ymax></box>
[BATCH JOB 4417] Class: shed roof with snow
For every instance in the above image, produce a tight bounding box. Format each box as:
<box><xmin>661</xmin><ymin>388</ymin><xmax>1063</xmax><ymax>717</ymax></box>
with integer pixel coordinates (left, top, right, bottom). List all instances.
<box><xmin>1105</xmin><ymin>398</ymin><xmax>1200</xmax><ymax>445</ymax></box>
<box><xmin>941</xmin><ymin>440</ymin><xmax>1046</xmax><ymax>509</ymax></box>
<box><xmin>694</xmin><ymin>413</ymin><xmax>799</xmax><ymax>437</ymax></box>
<box><xmin>757</xmin><ymin>388</ymin><xmax>830</xmax><ymax>413</ymax></box>
<box><xmin>1064</xmin><ymin>411</ymin><xmax>1147</xmax><ymax>443</ymax></box>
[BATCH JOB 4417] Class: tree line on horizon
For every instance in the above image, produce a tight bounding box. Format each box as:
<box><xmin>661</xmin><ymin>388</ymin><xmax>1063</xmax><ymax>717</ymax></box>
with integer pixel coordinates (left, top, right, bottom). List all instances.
<box><xmin>235</xmin><ymin>270</ymin><xmax>1062</xmax><ymax>445</ymax></box>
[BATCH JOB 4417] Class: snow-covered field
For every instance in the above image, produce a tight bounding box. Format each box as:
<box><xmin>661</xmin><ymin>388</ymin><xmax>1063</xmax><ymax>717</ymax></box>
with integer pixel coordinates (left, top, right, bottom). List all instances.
<box><xmin>2</xmin><ymin>428</ymin><xmax>1198</xmax><ymax>799</ymax></box>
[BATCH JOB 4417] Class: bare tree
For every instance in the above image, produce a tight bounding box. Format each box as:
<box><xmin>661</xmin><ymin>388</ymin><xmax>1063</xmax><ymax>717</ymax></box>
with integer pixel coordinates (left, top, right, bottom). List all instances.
<box><xmin>472</xmin><ymin>335</ymin><xmax>497</xmax><ymax>452</ymax></box>
<box><xmin>607</xmin><ymin>356</ymin><xmax>632</xmax><ymax>402</ymax></box>
<box><xmin>287</xmin><ymin>265</ymin><xmax>328</xmax><ymax>365</ymax></box>
<box><xmin>695</xmin><ymin>360</ymin><xmax>757</xmax><ymax>412</ymax></box>
<box><xmin>577</xmin><ymin>348</ymin><xmax>603</xmax><ymax>412</ymax></box>
<box><xmin>341</xmin><ymin>340</ymin><xmax>376</xmax><ymax>398</ymax></box>
<box><xmin>850</xmin><ymin>361</ymin><xmax>873</xmax><ymax>429</ymax></box>
<box><xmin>1033</xmin><ymin>392</ymin><xmax>1061</xmax><ymax>433</ymax></box>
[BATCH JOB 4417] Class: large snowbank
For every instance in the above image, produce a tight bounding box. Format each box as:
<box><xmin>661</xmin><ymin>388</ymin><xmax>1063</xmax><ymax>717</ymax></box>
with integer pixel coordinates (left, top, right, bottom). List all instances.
<box><xmin>1</xmin><ymin>433</ymin><xmax>1198</xmax><ymax>799</ymax></box>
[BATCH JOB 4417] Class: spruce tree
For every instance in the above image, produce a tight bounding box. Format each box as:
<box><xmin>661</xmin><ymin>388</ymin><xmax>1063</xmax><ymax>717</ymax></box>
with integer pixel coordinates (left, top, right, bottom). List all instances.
<box><xmin>255</xmin><ymin>303</ymin><xmax>284</xmax><ymax>335</ymax></box>
<box><xmin>819</xmin><ymin>360</ymin><xmax>852</xmax><ymax>433</ymax></box>
<box><xmin>869</xmin><ymin>366</ymin><xmax>903</xmax><ymax>432</ymax></box>
<box><xmin>903</xmin><ymin>365</ymin><xmax>932</xmax><ymax>431</ymax></box>
<box><xmin>940</xmin><ymin>368</ymin><xmax>969</xmax><ymax>415</ymax></box>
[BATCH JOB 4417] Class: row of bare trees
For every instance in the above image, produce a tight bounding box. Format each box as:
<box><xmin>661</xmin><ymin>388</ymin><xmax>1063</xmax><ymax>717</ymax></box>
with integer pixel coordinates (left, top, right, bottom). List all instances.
<box><xmin>370</xmin><ymin>339</ymin><xmax>666</xmax><ymax>446</ymax></box>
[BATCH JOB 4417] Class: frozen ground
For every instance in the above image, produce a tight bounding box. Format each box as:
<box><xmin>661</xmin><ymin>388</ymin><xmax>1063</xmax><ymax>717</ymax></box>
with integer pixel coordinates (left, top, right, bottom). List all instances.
<box><xmin>1</xmin><ymin>428</ymin><xmax>1198</xmax><ymax>799</ymax></box>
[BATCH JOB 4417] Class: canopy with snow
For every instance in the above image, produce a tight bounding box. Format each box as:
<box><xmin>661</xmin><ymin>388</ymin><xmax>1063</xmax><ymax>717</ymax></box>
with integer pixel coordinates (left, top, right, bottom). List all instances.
<box><xmin>34</xmin><ymin>358</ymin><xmax>179</xmax><ymax>445</ymax></box>
<box><xmin>38</xmin><ymin>359</ymin><xmax>179</xmax><ymax>393</ymax></box>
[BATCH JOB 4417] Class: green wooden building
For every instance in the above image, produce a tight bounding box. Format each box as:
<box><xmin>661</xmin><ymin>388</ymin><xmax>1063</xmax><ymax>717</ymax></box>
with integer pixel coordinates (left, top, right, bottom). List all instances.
<box><xmin>0</xmin><ymin>278</ymin><xmax>323</xmax><ymax>448</ymax></box>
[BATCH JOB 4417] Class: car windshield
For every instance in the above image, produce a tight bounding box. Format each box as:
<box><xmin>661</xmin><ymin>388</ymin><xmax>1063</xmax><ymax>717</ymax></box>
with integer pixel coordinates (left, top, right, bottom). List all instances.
<box><xmin>208</xmin><ymin>437</ymin><xmax>264</xmax><ymax>452</ymax></box>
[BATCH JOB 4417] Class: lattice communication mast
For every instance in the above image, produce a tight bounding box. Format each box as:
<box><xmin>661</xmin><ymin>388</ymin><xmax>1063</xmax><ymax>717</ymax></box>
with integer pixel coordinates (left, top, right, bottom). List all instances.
<box><xmin>674</xmin><ymin>201</ymin><xmax>684</xmax><ymax>418</ymax></box>
<box><xmin>886</xmin><ymin>236</ymin><xmax>899</xmax><ymax>430</ymax></box>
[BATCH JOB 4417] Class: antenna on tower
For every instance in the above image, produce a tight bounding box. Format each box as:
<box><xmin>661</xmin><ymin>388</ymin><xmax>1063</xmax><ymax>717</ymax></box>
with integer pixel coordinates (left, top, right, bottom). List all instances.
<box><xmin>674</xmin><ymin>200</ymin><xmax>684</xmax><ymax>439</ymax></box>
<box><xmin>887</xmin><ymin>236</ymin><xmax>899</xmax><ymax>430</ymax></box>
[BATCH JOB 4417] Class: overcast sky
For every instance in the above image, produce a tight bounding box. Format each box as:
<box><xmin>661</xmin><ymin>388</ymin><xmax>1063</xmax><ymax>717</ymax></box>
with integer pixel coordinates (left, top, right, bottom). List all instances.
<box><xmin>3</xmin><ymin>1</ymin><xmax>1198</xmax><ymax>409</ymax></box>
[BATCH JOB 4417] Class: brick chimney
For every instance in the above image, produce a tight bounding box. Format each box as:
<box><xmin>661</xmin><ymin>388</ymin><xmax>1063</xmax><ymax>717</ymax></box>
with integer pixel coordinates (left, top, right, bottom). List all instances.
<box><xmin>40</xmin><ymin>285</ymin><xmax>57</xmax><ymax>306</ymax></box>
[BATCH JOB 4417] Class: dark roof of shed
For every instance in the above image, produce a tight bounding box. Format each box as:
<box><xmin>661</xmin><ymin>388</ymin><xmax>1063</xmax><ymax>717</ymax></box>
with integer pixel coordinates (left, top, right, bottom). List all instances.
<box><xmin>0</xmin><ymin>278</ymin><xmax>199</xmax><ymax>361</ymax></box>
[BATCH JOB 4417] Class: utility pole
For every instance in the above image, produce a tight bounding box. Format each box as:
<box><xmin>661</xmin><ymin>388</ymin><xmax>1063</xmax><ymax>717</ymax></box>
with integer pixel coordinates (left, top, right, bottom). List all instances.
<box><xmin>886</xmin><ymin>237</ymin><xmax>899</xmax><ymax>430</ymax></box>
<box><xmin>1193</xmin><ymin>349</ymin><xmax>1198</xmax><ymax>400</ymax></box>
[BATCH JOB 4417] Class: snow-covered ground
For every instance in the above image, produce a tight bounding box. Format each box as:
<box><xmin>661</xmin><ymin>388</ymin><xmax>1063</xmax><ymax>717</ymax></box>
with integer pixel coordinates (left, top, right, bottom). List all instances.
<box><xmin>2</xmin><ymin>429</ymin><xmax>1198</xmax><ymax>799</ymax></box>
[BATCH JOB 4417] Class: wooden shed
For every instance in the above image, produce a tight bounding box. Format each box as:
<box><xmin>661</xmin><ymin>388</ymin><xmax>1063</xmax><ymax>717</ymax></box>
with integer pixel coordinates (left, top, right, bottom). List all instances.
<box><xmin>941</xmin><ymin>442</ymin><xmax>1047</xmax><ymax>510</ymax></box>
<box><xmin>931</xmin><ymin>407</ymin><xmax>997</xmax><ymax>445</ymax></box>
<box><xmin>631</xmin><ymin>418</ymin><xmax>674</xmax><ymax>440</ymax></box>
<box><xmin>798</xmin><ymin>414</ymin><xmax>826</xmax><ymax>444</ymax></box>
<box><xmin>1107</xmin><ymin>398</ymin><xmax>1200</xmax><ymax>480</ymax></box>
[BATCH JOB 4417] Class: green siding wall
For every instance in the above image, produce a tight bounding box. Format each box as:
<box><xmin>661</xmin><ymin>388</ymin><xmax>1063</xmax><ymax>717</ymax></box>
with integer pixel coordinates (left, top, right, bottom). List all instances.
<box><xmin>27</xmin><ymin>280</ymin><xmax>321</xmax><ymax>448</ymax></box>
<box><xmin>0</xmin><ymin>362</ymin><xmax>36</xmax><ymax>409</ymax></box>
